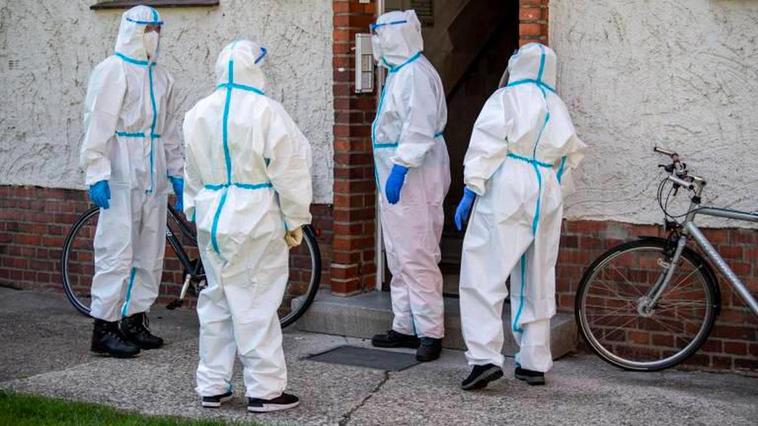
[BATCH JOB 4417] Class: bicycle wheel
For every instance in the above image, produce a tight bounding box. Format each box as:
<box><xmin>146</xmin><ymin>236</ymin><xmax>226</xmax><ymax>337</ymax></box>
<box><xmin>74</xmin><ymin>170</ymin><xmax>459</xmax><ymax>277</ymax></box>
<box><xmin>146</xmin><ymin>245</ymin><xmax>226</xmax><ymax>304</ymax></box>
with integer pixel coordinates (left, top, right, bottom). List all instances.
<box><xmin>575</xmin><ymin>238</ymin><xmax>719</xmax><ymax>371</ymax></box>
<box><xmin>60</xmin><ymin>207</ymin><xmax>100</xmax><ymax>317</ymax></box>
<box><xmin>280</xmin><ymin>225</ymin><xmax>321</xmax><ymax>328</ymax></box>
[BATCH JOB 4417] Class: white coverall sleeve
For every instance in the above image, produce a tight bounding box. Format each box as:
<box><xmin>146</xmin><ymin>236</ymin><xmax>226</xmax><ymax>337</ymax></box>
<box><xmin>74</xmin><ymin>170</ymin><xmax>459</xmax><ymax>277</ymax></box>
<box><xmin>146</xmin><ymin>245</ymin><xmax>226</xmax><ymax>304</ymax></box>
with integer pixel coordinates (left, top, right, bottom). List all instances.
<box><xmin>162</xmin><ymin>77</ymin><xmax>184</xmax><ymax>179</ymax></box>
<box><xmin>80</xmin><ymin>60</ymin><xmax>126</xmax><ymax>186</ymax></box>
<box><xmin>265</xmin><ymin>103</ymin><xmax>313</xmax><ymax>230</ymax></box>
<box><xmin>554</xmin><ymin>134</ymin><xmax>587</xmax><ymax>196</ymax></box>
<box><xmin>391</xmin><ymin>70</ymin><xmax>440</xmax><ymax>169</ymax></box>
<box><xmin>182</xmin><ymin>111</ymin><xmax>202</xmax><ymax>221</ymax></box>
<box><xmin>463</xmin><ymin>91</ymin><xmax>513</xmax><ymax>196</ymax></box>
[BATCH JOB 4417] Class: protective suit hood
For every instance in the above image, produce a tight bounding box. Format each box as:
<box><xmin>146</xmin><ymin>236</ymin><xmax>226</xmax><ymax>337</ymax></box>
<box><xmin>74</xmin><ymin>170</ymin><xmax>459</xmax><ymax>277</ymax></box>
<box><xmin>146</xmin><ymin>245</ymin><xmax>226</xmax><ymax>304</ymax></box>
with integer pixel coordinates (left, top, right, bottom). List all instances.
<box><xmin>507</xmin><ymin>42</ymin><xmax>557</xmax><ymax>89</ymax></box>
<box><xmin>372</xmin><ymin>10</ymin><xmax>424</xmax><ymax>68</ymax></box>
<box><xmin>115</xmin><ymin>5</ymin><xmax>163</xmax><ymax>63</ymax></box>
<box><xmin>215</xmin><ymin>39</ymin><xmax>267</xmax><ymax>91</ymax></box>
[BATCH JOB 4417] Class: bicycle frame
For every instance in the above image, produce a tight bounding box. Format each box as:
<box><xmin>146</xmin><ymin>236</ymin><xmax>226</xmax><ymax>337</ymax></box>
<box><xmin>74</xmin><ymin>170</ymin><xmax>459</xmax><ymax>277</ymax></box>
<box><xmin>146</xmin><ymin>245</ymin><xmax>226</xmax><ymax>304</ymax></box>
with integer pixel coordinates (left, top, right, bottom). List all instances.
<box><xmin>165</xmin><ymin>205</ymin><xmax>203</xmax><ymax>279</ymax></box>
<box><xmin>647</xmin><ymin>190</ymin><xmax>758</xmax><ymax>316</ymax></box>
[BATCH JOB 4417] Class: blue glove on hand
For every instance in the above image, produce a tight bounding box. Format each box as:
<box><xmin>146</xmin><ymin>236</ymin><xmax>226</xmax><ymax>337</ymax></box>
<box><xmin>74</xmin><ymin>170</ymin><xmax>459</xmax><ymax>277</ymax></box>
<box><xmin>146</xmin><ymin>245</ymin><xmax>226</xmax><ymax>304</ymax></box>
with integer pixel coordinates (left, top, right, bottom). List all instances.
<box><xmin>88</xmin><ymin>180</ymin><xmax>111</xmax><ymax>210</ymax></box>
<box><xmin>454</xmin><ymin>187</ymin><xmax>477</xmax><ymax>231</ymax></box>
<box><xmin>169</xmin><ymin>176</ymin><xmax>184</xmax><ymax>211</ymax></box>
<box><xmin>385</xmin><ymin>165</ymin><xmax>408</xmax><ymax>205</ymax></box>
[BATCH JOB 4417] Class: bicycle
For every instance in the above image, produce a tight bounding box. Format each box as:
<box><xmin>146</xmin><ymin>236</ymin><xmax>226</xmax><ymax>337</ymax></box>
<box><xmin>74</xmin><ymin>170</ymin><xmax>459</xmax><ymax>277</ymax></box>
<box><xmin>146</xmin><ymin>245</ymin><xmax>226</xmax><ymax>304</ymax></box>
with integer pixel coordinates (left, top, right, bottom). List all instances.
<box><xmin>575</xmin><ymin>147</ymin><xmax>758</xmax><ymax>371</ymax></box>
<box><xmin>60</xmin><ymin>204</ymin><xmax>321</xmax><ymax>328</ymax></box>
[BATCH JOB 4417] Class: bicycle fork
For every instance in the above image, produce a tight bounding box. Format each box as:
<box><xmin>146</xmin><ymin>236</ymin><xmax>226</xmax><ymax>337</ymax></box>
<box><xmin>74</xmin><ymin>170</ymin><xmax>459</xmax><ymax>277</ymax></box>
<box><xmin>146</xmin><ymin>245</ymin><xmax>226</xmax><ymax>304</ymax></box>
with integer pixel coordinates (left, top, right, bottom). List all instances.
<box><xmin>639</xmin><ymin>236</ymin><xmax>689</xmax><ymax>316</ymax></box>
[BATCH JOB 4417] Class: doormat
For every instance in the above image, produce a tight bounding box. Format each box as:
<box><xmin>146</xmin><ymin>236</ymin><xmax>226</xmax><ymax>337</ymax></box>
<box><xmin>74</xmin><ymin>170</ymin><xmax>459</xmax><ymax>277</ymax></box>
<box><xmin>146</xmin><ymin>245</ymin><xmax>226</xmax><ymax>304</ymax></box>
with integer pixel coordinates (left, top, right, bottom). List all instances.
<box><xmin>306</xmin><ymin>345</ymin><xmax>420</xmax><ymax>371</ymax></box>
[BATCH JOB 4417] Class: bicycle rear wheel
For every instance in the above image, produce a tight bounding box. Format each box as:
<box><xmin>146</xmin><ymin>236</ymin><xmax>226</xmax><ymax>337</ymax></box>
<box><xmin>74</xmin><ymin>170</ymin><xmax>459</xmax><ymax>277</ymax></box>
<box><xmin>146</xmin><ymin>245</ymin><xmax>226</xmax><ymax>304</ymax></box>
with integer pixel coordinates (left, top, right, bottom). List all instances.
<box><xmin>575</xmin><ymin>238</ymin><xmax>719</xmax><ymax>371</ymax></box>
<box><xmin>280</xmin><ymin>225</ymin><xmax>322</xmax><ymax>328</ymax></box>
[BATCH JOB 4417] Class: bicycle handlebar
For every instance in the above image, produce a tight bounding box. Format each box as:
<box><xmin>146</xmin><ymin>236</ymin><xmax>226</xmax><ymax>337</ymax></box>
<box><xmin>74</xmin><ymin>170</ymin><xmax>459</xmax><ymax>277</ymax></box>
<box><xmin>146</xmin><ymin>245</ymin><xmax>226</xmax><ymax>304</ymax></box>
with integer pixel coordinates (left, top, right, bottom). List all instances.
<box><xmin>654</xmin><ymin>146</ymin><xmax>677</xmax><ymax>157</ymax></box>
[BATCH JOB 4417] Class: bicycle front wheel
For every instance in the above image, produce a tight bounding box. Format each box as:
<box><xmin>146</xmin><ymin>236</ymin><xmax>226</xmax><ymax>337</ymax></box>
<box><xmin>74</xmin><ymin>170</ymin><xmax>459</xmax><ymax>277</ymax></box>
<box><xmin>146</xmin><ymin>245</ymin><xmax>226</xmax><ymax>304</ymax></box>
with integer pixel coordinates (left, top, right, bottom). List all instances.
<box><xmin>60</xmin><ymin>207</ymin><xmax>100</xmax><ymax>317</ymax></box>
<box><xmin>576</xmin><ymin>239</ymin><xmax>719</xmax><ymax>371</ymax></box>
<box><xmin>280</xmin><ymin>225</ymin><xmax>322</xmax><ymax>328</ymax></box>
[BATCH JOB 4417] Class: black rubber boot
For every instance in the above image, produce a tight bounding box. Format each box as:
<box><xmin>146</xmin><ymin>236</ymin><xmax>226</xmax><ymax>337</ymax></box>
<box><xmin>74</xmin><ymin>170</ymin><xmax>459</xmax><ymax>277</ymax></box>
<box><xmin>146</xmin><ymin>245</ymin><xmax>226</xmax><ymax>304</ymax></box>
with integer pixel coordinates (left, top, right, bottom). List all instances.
<box><xmin>461</xmin><ymin>364</ymin><xmax>504</xmax><ymax>391</ymax></box>
<box><xmin>371</xmin><ymin>330</ymin><xmax>420</xmax><ymax>348</ymax></box>
<box><xmin>415</xmin><ymin>337</ymin><xmax>442</xmax><ymax>362</ymax></box>
<box><xmin>121</xmin><ymin>312</ymin><xmax>164</xmax><ymax>350</ymax></box>
<box><xmin>91</xmin><ymin>319</ymin><xmax>140</xmax><ymax>358</ymax></box>
<box><xmin>515</xmin><ymin>366</ymin><xmax>546</xmax><ymax>386</ymax></box>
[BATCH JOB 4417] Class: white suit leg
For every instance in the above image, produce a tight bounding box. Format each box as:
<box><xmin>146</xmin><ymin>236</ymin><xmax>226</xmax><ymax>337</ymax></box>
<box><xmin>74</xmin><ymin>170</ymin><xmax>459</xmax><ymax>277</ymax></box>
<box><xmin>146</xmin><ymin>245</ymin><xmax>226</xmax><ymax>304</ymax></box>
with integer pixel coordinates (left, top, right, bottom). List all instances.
<box><xmin>381</xmin><ymin>207</ymin><xmax>414</xmax><ymax>335</ymax></box>
<box><xmin>460</xmin><ymin>205</ymin><xmax>533</xmax><ymax>367</ymax></box>
<box><xmin>90</xmin><ymin>188</ymin><xmax>135</xmax><ymax>321</ymax></box>
<box><xmin>196</xmin><ymin>275</ymin><xmax>236</xmax><ymax>396</ymax></box>
<box><xmin>123</xmin><ymin>192</ymin><xmax>167</xmax><ymax>316</ymax></box>
<box><xmin>228</xmin><ymin>235</ymin><xmax>288</xmax><ymax>400</ymax></box>
<box><xmin>510</xmin><ymin>203</ymin><xmax>561</xmax><ymax>373</ymax></box>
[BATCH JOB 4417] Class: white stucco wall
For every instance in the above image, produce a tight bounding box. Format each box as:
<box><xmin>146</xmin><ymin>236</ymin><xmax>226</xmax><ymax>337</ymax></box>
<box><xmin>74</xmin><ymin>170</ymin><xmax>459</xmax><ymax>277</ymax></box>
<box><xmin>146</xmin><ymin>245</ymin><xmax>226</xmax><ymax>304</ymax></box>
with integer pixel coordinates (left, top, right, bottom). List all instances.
<box><xmin>551</xmin><ymin>0</ymin><xmax>758</xmax><ymax>227</ymax></box>
<box><xmin>0</xmin><ymin>0</ymin><xmax>334</xmax><ymax>203</ymax></box>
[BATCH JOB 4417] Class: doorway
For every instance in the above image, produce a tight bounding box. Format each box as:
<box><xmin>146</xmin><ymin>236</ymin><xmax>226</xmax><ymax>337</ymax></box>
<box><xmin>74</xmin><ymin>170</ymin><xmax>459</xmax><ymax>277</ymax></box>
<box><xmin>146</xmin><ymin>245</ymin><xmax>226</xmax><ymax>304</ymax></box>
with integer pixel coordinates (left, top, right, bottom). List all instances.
<box><xmin>379</xmin><ymin>0</ymin><xmax>520</xmax><ymax>295</ymax></box>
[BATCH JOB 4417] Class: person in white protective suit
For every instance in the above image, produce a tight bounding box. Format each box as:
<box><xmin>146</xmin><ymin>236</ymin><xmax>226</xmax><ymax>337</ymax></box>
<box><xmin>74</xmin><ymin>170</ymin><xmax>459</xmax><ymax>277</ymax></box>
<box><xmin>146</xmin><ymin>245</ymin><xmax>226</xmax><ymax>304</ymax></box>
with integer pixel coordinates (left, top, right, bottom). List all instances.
<box><xmin>368</xmin><ymin>10</ymin><xmax>451</xmax><ymax>362</ymax></box>
<box><xmin>80</xmin><ymin>5</ymin><xmax>183</xmax><ymax>358</ymax></box>
<box><xmin>183</xmin><ymin>39</ymin><xmax>311</xmax><ymax>413</ymax></box>
<box><xmin>455</xmin><ymin>43</ymin><xmax>586</xmax><ymax>389</ymax></box>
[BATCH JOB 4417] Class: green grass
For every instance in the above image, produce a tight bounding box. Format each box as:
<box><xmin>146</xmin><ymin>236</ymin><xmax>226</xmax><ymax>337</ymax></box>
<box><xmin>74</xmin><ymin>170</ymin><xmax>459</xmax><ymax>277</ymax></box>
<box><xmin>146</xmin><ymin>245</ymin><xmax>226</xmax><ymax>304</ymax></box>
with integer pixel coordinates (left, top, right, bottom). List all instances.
<box><xmin>0</xmin><ymin>390</ymin><xmax>256</xmax><ymax>426</ymax></box>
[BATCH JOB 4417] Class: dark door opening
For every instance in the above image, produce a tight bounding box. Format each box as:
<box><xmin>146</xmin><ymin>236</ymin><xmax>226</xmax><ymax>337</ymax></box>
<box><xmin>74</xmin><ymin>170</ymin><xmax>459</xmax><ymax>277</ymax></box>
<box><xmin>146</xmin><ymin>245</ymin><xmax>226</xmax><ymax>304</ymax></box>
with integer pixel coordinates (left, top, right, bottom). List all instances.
<box><xmin>380</xmin><ymin>1</ymin><xmax>520</xmax><ymax>295</ymax></box>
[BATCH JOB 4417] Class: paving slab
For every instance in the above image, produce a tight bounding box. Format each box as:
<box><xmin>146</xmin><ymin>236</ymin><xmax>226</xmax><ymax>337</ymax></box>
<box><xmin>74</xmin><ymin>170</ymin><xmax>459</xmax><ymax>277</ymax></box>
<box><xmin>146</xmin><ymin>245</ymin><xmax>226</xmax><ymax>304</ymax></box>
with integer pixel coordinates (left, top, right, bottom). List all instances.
<box><xmin>1</xmin><ymin>287</ymin><xmax>756</xmax><ymax>425</ymax></box>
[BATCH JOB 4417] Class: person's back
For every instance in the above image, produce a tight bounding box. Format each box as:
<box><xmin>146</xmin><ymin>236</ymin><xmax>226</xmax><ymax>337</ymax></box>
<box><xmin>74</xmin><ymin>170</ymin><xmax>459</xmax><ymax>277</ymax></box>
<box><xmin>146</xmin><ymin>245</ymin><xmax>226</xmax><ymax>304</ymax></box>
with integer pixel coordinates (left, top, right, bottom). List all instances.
<box><xmin>456</xmin><ymin>43</ymin><xmax>586</xmax><ymax>390</ymax></box>
<box><xmin>183</xmin><ymin>39</ymin><xmax>311</xmax><ymax>413</ymax></box>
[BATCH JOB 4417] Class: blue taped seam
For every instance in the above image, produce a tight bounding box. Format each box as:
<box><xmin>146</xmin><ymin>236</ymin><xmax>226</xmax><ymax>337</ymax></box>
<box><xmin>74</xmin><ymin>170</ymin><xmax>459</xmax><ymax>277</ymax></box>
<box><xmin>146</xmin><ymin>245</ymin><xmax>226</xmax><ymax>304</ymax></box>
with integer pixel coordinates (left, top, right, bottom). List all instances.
<box><xmin>388</xmin><ymin>51</ymin><xmax>422</xmax><ymax>73</ymax></box>
<box><xmin>120</xmin><ymin>267</ymin><xmax>137</xmax><ymax>318</ymax></box>
<box><xmin>116</xmin><ymin>131</ymin><xmax>145</xmax><ymax>138</ymax></box>
<box><xmin>210</xmin><ymin>190</ymin><xmax>228</xmax><ymax>255</ymax></box>
<box><xmin>513</xmin><ymin>254</ymin><xmax>526</xmax><ymax>333</ymax></box>
<box><xmin>115</xmin><ymin>52</ymin><xmax>155</xmax><ymax>67</ymax></box>
<box><xmin>126</xmin><ymin>17</ymin><xmax>163</xmax><ymax>25</ymax></box>
<box><xmin>216</xmin><ymin>82</ymin><xmax>265</xmax><ymax>95</ymax></box>
<box><xmin>204</xmin><ymin>182</ymin><xmax>272</xmax><ymax>191</ymax></box>
<box><xmin>506</xmin><ymin>152</ymin><xmax>552</xmax><ymax>168</ymax></box>
<box><xmin>147</xmin><ymin>66</ymin><xmax>158</xmax><ymax>194</ymax></box>
<box><xmin>557</xmin><ymin>156</ymin><xmax>567</xmax><ymax>183</ymax></box>
<box><xmin>221</xmin><ymin>60</ymin><xmax>234</xmax><ymax>185</ymax></box>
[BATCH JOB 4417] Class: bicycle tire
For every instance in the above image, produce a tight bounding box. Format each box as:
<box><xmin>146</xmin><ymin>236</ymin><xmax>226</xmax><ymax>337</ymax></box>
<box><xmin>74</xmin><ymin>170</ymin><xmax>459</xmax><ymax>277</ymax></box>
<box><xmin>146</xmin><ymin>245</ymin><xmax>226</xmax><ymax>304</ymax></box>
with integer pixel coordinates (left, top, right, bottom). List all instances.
<box><xmin>280</xmin><ymin>224</ymin><xmax>321</xmax><ymax>328</ymax></box>
<box><xmin>575</xmin><ymin>238</ymin><xmax>720</xmax><ymax>371</ymax></box>
<box><xmin>60</xmin><ymin>207</ymin><xmax>99</xmax><ymax>317</ymax></box>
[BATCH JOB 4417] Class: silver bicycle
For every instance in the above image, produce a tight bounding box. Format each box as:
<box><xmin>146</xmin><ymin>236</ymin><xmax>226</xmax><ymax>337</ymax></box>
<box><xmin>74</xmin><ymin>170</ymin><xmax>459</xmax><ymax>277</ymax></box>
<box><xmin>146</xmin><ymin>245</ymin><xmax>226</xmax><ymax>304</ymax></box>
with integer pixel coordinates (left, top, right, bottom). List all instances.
<box><xmin>575</xmin><ymin>147</ymin><xmax>758</xmax><ymax>371</ymax></box>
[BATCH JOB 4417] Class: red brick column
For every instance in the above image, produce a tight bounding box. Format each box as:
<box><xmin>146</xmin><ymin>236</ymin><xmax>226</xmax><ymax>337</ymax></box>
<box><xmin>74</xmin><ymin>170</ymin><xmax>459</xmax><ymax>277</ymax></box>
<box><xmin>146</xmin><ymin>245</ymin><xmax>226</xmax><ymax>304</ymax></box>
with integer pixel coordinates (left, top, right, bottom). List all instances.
<box><xmin>519</xmin><ymin>0</ymin><xmax>549</xmax><ymax>46</ymax></box>
<box><xmin>331</xmin><ymin>0</ymin><xmax>377</xmax><ymax>295</ymax></box>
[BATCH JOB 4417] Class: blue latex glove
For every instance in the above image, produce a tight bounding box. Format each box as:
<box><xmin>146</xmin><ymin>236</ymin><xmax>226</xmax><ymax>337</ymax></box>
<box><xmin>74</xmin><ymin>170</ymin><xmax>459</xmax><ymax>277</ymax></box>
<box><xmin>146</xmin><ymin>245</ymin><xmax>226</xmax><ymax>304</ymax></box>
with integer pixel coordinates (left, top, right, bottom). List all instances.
<box><xmin>169</xmin><ymin>176</ymin><xmax>184</xmax><ymax>211</ymax></box>
<box><xmin>88</xmin><ymin>180</ymin><xmax>111</xmax><ymax>210</ymax></box>
<box><xmin>385</xmin><ymin>165</ymin><xmax>408</xmax><ymax>205</ymax></box>
<box><xmin>454</xmin><ymin>187</ymin><xmax>476</xmax><ymax>231</ymax></box>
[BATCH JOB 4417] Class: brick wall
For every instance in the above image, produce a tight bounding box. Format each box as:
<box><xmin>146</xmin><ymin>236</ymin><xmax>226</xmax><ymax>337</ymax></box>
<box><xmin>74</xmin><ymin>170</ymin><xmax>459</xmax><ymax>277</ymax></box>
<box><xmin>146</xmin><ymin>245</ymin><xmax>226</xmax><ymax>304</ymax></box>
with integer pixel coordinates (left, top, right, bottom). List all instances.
<box><xmin>519</xmin><ymin>0</ymin><xmax>549</xmax><ymax>46</ymax></box>
<box><xmin>556</xmin><ymin>220</ymin><xmax>757</xmax><ymax>373</ymax></box>
<box><xmin>331</xmin><ymin>0</ymin><xmax>378</xmax><ymax>295</ymax></box>
<box><xmin>0</xmin><ymin>186</ymin><xmax>334</xmax><ymax>307</ymax></box>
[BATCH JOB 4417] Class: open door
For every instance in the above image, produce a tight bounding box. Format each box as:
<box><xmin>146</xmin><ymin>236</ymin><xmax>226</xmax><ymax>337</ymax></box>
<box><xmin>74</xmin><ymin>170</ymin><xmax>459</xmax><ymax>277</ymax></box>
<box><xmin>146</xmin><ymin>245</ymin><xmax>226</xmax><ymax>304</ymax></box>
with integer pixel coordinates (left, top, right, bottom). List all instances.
<box><xmin>377</xmin><ymin>0</ymin><xmax>520</xmax><ymax>295</ymax></box>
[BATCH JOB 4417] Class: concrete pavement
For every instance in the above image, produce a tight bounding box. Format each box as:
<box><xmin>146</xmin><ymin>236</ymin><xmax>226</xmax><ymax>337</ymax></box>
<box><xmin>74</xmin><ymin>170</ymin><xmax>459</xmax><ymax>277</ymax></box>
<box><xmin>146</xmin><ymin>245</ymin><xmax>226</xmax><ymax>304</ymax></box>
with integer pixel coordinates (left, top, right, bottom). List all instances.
<box><xmin>1</xmin><ymin>287</ymin><xmax>756</xmax><ymax>425</ymax></box>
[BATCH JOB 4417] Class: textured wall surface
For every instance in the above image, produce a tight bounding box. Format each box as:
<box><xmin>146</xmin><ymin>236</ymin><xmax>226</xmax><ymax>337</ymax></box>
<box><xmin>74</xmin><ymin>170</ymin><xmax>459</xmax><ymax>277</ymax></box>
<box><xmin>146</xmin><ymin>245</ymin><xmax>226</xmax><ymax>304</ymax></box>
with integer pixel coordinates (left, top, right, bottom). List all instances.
<box><xmin>0</xmin><ymin>0</ymin><xmax>334</xmax><ymax>203</ymax></box>
<box><xmin>551</xmin><ymin>0</ymin><xmax>758</xmax><ymax>227</ymax></box>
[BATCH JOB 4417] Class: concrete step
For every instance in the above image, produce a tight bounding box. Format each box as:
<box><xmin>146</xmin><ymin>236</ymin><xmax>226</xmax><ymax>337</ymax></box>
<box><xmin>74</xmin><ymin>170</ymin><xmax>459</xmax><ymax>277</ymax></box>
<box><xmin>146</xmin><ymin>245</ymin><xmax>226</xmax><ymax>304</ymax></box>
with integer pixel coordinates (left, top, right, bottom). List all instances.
<box><xmin>294</xmin><ymin>291</ymin><xmax>576</xmax><ymax>359</ymax></box>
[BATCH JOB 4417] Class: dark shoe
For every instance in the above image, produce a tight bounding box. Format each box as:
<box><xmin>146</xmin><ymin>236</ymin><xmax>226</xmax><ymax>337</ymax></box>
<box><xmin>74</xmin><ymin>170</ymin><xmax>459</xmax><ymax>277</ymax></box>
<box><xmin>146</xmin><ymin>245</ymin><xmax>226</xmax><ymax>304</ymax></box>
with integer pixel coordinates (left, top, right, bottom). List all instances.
<box><xmin>415</xmin><ymin>337</ymin><xmax>442</xmax><ymax>362</ymax></box>
<box><xmin>247</xmin><ymin>393</ymin><xmax>300</xmax><ymax>413</ymax></box>
<box><xmin>371</xmin><ymin>330</ymin><xmax>419</xmax><ymax>349</ymax></box>
<box><xmin>91</xmin><ymin>319</ymin><xmax>140</xmax><ymax>358</ymax></box>
<box><xmin>120</xmin><ymin>312</ymin><xmax>164</xmax><ymax>350</ymax></box>
<box><xmin>461</xmin><ymin>364</ymin><xmax>503</xmax><ymax>390</ymax></box>
<box><xmin>515</xmin><ymin>367</ymin><xmax>546</xmax><ymax>386</ymax></box>
<box><xmin>201</xmin><ymin>391</ymin><xmax>233</xmax><ymax>408</ymax></box>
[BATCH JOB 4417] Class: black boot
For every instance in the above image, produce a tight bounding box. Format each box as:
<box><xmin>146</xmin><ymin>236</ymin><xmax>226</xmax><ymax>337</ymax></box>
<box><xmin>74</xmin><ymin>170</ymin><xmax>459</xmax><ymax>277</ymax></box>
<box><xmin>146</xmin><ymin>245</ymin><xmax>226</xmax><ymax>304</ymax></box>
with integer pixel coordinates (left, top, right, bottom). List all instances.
<box><xmin>461</xmin><ymin>364</ymin><xmax>503</xmax><ymax>391</ymax></box>
<box><xmin>415</xmin><ymin>337</ymin><xmax>442</xmax><ymax>362</ymax></box>
<box><xmin>371</xmin><ymin>330</ymin><xmax>420</xmax><ymax>348</ymax></box>
<box><xmin>515</xmin><ymin>366</ymin><xmax>546</xmax><ymax>386</ymax></box>
<box><xmin>121</xmin><ymin>312</ymin><xmax>164</xmax><ymax>350</ymax></box>
<box><xmin>91</xmin><ymin>319</ymin><xmax>140</xmax><ymax>358</ymax></box>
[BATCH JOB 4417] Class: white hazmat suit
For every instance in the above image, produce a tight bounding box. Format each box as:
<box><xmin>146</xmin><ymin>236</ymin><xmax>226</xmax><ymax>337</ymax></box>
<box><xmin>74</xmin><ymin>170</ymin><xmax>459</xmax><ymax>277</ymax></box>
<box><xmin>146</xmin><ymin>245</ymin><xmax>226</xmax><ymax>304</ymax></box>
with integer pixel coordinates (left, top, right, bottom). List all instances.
<box><xmin>459</xmin><ymin>43</ymin><xmax>586</xmax><ymax>372</ymax></box>
<box><xmin>80</xmin><ymin>5</ymin><xmax>183</xmax><ymax>322</ymax></box>
<box><xmin>371</xmin><ymin>10</ymin><xmax>450</xmax><ymax>340</ymax></box>
<box><xmin>183</xmin><ymin>40</ymin><xmax>312</xmax><ymax>399</ymax></box>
